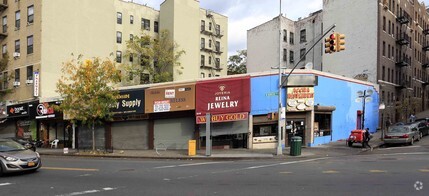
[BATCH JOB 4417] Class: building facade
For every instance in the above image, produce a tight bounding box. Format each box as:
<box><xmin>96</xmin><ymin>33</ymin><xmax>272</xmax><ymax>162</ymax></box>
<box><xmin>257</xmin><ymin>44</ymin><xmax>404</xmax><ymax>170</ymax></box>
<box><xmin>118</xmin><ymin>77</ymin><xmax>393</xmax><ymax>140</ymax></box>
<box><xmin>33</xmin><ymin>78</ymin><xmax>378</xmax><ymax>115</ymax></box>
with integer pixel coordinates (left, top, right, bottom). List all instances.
<box><xmin>0</xmin><ymin>0</ymin><xmax>227</xmax><ymax>145</ymax></box>
<box><xmin>247</xmin><ymin>11</ymin><xmax>324</xmax><ymax>73</ymax></box>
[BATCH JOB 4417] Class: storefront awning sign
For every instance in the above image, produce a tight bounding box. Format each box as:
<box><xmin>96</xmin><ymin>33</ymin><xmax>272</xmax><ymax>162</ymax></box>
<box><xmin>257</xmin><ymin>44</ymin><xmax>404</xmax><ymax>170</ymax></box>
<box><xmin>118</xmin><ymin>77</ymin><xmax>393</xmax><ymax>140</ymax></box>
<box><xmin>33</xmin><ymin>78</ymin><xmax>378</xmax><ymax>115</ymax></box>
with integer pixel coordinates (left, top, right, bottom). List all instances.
<box><xmin>145</xmin><ymin>84</ymin><xmax>195</xmax><ymax>113</ymax></box>
<box><xmin>112</xmin><ymin>89</ymin><xmax>145</xmax><ymax>115</ymax></box>
<box><xmin>196</xmin><ymin>77</ymin><xmax>250</xmax><ymax>116</ymax></box>
<box><xmin>36</xmin><ymin>102</ymin><xmax>61</xmax><ymax>119</ymax></box>
<box><xmin>287</xmin><ymin>87</ymin><xmax>315</xmax><ymax>111</ymax></box>
<box><xmin>196</xmin><ymin>112</ymin><xmax>248</xmax><ymax>124</ymax></box>
<box><xmin>7</xmin><ymin>103</ymin><xmax>29</xmax><ymax>118</ymax></box>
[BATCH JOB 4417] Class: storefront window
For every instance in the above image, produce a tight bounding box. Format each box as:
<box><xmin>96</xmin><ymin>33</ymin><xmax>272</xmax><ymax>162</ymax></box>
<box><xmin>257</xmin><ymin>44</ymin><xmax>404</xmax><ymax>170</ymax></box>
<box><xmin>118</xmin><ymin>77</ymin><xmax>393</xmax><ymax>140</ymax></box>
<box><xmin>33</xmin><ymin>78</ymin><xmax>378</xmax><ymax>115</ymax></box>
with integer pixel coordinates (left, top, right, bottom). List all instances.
<box><xmin>253</xmin><ymin>124</ymin><xmax>277</xmax><ymax>137</ymax></box>
<box><xmin>314</xmin><ymin>113</ymin><xmax>332</xmax><ymax>137</ymax></box>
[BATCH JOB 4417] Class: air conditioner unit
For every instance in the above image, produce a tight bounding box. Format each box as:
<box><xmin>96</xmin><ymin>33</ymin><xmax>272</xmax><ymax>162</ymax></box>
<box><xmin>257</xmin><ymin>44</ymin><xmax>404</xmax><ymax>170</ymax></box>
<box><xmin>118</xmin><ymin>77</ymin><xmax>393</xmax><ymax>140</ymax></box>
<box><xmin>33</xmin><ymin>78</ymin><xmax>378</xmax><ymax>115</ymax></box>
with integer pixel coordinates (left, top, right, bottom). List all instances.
<box><xmin>13</xmin><ymin>81</ymin><xmax>20</xmax><ymax>86</ymax></box>
<box><xmin>13</xmin><ymin>52</ymin><xmax>20</xmax><ymax>58</ymax></box>
<box><xmin>26</xmin><ymin>79</ymin><xmax>33</xmax><ymax>84</ymax></box>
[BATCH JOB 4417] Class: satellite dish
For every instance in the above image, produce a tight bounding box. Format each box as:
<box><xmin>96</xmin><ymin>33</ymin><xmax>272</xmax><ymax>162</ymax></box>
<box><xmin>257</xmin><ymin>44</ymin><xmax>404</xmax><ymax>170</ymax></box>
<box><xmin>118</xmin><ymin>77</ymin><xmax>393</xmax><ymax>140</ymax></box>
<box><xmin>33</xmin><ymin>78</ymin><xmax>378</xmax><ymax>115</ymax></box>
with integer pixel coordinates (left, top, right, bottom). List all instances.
<box><xmin>305</xmin><ymin>62</ymin><xmax>313</xmax><ymax>69</ymax></box>
<box><xmin>355</xmin><ymin>98</ymin><xmax>362</xmax><ymax>103</ymax></box>
<box><xmin>365</xmin><ymin>97</ymin><xmax>372</xmax><ymax>102</ymax></box>
<box><xmin>357</xmin><ymin>90</ymin><xmax>364</xmax><ymax>97</ymax></box>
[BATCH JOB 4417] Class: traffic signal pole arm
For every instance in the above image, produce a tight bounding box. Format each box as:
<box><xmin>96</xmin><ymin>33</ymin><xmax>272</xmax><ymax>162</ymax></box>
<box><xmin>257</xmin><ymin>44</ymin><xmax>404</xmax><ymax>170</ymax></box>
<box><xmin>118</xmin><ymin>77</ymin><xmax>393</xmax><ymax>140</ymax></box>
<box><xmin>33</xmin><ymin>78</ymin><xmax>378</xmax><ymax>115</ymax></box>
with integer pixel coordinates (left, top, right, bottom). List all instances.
<box><xmin>281</xmin><ymin>24</ymin><xmax>336</xmax><ymax>87</ymax></box>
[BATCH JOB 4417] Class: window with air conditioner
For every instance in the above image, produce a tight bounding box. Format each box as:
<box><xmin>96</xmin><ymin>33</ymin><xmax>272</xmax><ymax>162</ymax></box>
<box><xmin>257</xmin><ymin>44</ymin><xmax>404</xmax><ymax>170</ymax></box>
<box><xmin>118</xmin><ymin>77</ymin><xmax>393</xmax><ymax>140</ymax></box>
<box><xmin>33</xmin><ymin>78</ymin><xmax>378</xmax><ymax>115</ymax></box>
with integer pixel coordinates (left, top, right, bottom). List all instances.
<box><xmin>14</xmin><ymin>69</ymin><xmax>20</xmax><ymax>86</ymax></box>
<box><xmin>26</xmin><ymin>65</ymin><xmax>33</xmax><ymax>84</ymax></box>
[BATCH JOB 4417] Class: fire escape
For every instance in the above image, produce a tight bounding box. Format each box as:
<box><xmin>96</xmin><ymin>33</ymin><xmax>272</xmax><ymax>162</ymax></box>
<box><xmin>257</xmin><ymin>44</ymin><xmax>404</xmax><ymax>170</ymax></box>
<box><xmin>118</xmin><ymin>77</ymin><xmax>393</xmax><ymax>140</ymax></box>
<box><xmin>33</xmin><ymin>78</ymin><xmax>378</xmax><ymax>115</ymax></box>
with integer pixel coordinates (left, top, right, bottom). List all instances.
<box><xmin>200</xmin><ymin>10</ymin><xmax>223</xmax><ymax>77</ymax></box>
<box><xmin>395</xmin><ymin>11</ymin><xmax>411</xmax><ymax>91</ymax></box>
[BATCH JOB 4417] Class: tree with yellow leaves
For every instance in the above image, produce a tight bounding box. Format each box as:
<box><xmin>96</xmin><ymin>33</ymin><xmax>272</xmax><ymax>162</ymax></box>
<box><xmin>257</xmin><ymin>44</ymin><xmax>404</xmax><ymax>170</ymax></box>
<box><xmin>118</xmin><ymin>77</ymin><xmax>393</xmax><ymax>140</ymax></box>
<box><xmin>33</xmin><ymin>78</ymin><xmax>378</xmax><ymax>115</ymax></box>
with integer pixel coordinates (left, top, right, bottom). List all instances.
<box><xmin>56</xmin><ymin>56</ymin><xmax>121</xmax><ymax>152</ymax></box>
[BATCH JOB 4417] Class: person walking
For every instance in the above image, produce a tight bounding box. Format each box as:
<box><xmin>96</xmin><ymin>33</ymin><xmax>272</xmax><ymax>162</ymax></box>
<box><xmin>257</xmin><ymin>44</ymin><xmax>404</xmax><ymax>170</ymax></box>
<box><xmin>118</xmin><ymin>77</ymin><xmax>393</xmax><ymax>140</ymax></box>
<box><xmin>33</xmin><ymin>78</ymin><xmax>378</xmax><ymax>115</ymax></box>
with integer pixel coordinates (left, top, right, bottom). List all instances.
<box><xmin>363</xmin><ymin>128</ymin><xmax>372</xmax><ymax>151</ymax></box>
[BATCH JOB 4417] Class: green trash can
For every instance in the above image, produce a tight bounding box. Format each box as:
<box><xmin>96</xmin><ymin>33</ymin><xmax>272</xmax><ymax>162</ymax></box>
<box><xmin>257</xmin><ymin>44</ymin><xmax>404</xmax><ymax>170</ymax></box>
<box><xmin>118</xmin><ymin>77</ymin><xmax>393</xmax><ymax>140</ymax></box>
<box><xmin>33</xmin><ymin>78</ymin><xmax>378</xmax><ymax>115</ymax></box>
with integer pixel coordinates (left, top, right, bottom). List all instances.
<box><xmin>290</xmin><ymin>136</ymin><xmax>302</xmax><ymax>156</ymax></box>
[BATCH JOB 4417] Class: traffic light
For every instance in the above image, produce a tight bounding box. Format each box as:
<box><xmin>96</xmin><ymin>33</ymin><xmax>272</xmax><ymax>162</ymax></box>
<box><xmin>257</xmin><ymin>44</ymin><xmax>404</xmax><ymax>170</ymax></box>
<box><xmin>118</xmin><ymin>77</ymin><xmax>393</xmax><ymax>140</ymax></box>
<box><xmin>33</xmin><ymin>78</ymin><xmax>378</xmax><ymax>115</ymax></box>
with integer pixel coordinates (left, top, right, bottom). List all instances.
<box><xmin>324</xmin><ymin>33</ymin><xmax>336</xmax><ymax>54</ymax></box>
<box><xmin>335</xmin><ymin>33</ymin><xmax>345</xmax><ymax>52</ymax></box>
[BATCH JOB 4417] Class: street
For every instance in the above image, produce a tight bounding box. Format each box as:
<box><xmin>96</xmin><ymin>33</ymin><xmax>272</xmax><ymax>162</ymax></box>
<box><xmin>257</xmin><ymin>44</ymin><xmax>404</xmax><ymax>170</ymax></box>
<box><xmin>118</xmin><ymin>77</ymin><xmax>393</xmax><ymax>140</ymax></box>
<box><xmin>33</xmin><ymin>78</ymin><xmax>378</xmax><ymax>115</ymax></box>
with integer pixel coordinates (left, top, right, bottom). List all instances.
<box><xmin>1</xmin><ymin>138</ymin><xmax>429</xmax><ymax>196</ymax></box>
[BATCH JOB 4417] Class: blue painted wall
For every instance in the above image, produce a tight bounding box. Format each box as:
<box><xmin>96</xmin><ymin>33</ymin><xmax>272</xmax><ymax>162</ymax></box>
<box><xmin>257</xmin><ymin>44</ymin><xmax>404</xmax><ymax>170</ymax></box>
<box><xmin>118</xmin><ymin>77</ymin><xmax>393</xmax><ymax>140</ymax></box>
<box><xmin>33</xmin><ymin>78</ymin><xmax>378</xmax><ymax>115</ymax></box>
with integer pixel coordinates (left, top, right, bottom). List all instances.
<box><xmin>250</xmin><ymin>75</ymin><xmax>286</xmax><ymax>115</ymax></box>
<box><xmin>314</xmin><ymin>75</ymin><xmax>379</xmax><ymax>145</ymax></box>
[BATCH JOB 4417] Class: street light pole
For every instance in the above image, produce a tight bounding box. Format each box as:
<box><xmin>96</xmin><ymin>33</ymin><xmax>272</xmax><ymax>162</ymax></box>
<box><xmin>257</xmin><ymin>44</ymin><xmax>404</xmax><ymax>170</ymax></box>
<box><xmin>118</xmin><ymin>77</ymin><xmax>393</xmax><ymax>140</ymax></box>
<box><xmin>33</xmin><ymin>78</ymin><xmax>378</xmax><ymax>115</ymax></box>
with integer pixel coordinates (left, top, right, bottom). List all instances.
<box><xmin>276</xmin><ymin>0</ymin><xmax>283</xmax><ymax>156</ymax></box>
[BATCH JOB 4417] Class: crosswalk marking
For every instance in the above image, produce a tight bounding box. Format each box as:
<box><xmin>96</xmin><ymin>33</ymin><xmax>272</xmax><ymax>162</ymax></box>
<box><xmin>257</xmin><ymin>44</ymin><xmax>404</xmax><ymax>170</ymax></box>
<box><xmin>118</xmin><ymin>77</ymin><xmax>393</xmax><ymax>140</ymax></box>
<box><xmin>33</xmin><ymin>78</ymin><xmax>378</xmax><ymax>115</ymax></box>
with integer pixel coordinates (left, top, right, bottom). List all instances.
<box><xmin>41</xmin><ymin>167</ymin><xmax>99</xmax><ymax>172</ymax></box>
<box><xmin>369</xmin><ymin>170</ymin><xmax>387</xmax><ymax>173</ymax></box>
<box><xmin>56</xmin><ymin>187</ymin><xmax>117</xmax><ymax>196</ymax></box>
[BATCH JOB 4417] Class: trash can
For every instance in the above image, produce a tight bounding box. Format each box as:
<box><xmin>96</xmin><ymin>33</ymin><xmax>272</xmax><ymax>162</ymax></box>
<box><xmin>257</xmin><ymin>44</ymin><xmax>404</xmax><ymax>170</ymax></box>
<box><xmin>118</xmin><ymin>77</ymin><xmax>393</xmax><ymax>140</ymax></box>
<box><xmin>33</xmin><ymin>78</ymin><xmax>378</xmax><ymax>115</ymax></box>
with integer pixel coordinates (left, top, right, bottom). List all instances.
<box><xmin>188</xmin><ymin>140</ymin><xmax>196</xmax><ymax>156</ymax></box>
<box><xmin>290</xmin><ymin>136</ymin><xmax>302</xmax><ymax>156</ymax></box>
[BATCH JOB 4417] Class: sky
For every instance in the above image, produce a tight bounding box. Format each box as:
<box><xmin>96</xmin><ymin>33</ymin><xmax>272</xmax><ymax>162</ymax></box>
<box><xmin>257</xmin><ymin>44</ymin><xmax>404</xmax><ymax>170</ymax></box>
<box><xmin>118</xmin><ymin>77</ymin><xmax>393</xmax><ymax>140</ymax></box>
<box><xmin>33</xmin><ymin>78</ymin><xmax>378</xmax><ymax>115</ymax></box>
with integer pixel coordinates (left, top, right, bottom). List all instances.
<box><xmin>132</xmin><ymin>0</ymin><xmax>429</xmax><ymax>57</ymax></box>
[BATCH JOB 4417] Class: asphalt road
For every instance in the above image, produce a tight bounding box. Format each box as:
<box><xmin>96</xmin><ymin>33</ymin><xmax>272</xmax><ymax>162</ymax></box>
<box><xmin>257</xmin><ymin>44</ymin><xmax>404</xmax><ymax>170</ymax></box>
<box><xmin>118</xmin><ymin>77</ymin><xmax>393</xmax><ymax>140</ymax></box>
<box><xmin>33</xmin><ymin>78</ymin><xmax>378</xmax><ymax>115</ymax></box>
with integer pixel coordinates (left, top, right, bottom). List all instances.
<box><xmin>1</xmin><ymin>138</ymin><xmax>429</xmax><ymax>196</ymax></box>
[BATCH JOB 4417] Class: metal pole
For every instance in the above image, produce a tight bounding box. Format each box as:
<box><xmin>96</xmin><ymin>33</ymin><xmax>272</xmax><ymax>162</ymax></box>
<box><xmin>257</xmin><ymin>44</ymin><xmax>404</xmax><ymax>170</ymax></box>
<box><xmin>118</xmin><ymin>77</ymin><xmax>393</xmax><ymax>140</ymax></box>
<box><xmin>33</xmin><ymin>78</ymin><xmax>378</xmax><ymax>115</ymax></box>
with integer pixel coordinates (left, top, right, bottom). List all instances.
<box><xmin>362</xmin><ymin>90</ymin><xmax>366</xmax><ymax>129</ymax></box>
<box><xmin>276</xmin><ymin>0</ymin><xmax>283</xmax><ymax>156</ymax></box>
<box><xmin>205</xmin><ymin>113</ymin><xmax>211</xmax><ymax>156</ymax></box>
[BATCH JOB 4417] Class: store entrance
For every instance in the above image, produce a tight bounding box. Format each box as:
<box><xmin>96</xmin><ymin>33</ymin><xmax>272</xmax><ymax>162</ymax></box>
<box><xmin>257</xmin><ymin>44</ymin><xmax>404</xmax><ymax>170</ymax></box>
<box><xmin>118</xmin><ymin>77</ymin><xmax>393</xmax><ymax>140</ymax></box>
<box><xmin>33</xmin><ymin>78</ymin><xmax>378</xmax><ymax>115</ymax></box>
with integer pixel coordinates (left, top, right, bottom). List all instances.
<box><xmin>286</xmin><ymin>119</ymin><xmax>306</xmax><ymax>146</ymax></box>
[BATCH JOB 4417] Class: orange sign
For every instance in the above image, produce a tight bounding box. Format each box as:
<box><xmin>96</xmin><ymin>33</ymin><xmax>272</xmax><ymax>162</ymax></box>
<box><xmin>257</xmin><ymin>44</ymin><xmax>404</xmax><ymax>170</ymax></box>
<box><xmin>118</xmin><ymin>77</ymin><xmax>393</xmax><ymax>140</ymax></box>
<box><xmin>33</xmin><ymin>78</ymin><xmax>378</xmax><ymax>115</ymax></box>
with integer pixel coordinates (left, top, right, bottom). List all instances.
<box><xmin>196</xmin><ymin>112</ymin><xmax>248</xmax><ymax>124</ymax></box>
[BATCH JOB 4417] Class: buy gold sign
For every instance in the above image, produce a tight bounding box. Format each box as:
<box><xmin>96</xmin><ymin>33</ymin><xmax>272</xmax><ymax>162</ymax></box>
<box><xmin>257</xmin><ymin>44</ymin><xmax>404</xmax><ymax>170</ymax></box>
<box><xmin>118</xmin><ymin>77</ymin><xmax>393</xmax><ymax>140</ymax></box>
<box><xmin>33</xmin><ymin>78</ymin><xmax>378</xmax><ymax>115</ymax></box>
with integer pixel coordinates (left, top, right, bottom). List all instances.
<box><xmin>196</xmin><ymin>112</ymin><xmax>248</xmax><ymax>124</ymax></box>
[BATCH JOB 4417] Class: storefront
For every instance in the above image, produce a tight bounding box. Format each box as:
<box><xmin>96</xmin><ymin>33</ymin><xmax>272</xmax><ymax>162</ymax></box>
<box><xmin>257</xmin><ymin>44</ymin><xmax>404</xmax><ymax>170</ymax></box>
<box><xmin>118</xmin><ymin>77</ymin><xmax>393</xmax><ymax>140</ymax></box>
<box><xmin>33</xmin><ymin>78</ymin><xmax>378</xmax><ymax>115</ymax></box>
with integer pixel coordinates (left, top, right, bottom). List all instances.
<box><xmin>196</xmin><ymin>76</ymin><xmax>251</xmax><ymax>149</ymax></box>
<box><xmin>35</xmin><ymin>101</ymin><xmax>72</xmax><ymax>148</ymax></box>
<box><xmin>5</xmin><ymin>101</ymin><xmax>38</xmax><ymax>140</ymax></box>
<box><xmin>109</xmin><ymin>88</ymin><xmax>148</xmax><ymax>150</ymax></box>
<box><xmin>145</xmin><ymin>83</ymin><xmax>195</xmax><ymax>150</ymax></box>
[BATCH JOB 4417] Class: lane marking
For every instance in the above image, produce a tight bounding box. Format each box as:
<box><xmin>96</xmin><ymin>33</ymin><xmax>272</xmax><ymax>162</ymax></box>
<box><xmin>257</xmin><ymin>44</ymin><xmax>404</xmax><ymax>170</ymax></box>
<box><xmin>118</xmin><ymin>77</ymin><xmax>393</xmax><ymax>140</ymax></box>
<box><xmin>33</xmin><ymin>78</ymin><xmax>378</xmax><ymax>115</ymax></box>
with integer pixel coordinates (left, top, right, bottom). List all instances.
<box><xmin>154</xmin><ymin>161</ymin><xmax>224</xmax><ymax>169</ymax></box>
<box><xmin>56</xmin><ymin>187</ymin><xmax>117</xmax><ymax>196</ymax></box>
<box><xmin>369</xmin><ymin>170</ymin><xmax>387</xmax><ymax>173</ymax></box>
<box><xmin>419</xmin><ymin>169</ymin><xmax>429</xmax><ymax>172</ymax></box>
<box><xmin>41</xmin><ymin>167</ymin><xmax>99</xmax><ymax>172</ymax></box>
<box><xmin>380</xmin><ymin>152</ymin><xmax>429</xmax><ymax>156</ymax></box>
<box><xmin>246</xmin><ymin>158</ymin><xmax>329</xmax><ymax>170</ymax></box>
<box><xmin>0</xmin><ymin>183</ymin><xmax>13</xmax><ymax>187</ymax></box>
<box><xmin>279</xmin><ymin>171</ymin><xmax>293</xmax><ymax>174</ymax></box>
<box><xmin>322</xmin><ymin>170</ymin><xmax>340</xmax><ymax>174</ymax></box>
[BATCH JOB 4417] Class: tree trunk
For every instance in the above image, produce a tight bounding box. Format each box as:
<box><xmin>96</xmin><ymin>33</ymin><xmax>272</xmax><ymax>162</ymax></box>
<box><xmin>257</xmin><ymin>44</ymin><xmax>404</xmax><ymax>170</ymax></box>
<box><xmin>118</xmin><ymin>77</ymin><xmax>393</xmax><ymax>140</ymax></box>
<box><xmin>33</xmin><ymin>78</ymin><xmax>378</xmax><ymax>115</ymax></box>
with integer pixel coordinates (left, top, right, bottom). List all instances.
<box><xmin>92</xmin><ymin>122</ymin><xmax>95</xmax><ymax>152</ymax></box>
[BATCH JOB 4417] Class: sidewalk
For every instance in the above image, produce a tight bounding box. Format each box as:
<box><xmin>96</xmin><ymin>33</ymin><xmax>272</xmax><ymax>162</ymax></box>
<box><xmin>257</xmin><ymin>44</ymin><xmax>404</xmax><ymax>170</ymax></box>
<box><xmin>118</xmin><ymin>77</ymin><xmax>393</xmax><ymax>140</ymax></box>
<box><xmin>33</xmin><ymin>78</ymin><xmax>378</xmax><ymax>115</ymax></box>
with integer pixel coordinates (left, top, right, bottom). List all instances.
<box><xmin>37</xmin><ymin>131</ymin><xmax>385</xmax><ymax>160</ymax></box>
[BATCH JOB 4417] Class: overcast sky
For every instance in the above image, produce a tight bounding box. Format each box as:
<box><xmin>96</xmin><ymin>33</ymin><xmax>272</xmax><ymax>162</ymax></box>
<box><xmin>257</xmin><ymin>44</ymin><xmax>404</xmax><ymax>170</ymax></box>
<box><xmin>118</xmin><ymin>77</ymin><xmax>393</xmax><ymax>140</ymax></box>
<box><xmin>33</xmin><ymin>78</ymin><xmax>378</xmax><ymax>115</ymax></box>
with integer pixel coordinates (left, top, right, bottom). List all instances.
<box><xmin>133</xmin><ymin>0</ymin><xmax>429</xmax><ymax>57</ymax></box>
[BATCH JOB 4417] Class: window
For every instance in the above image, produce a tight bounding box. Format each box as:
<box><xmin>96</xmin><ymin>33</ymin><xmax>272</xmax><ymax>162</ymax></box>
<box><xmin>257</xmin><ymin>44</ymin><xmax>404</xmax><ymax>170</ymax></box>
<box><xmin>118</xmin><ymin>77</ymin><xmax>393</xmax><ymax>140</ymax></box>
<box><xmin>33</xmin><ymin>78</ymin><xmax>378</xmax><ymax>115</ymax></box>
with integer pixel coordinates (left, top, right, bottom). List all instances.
<box><xmin>215</xmin><ymin>41</ymin><xmax>220</xmax><ymax>52</ymax></box>
<box><xmin>209</xmin><ymin>40</ymin><xmax>212</xmax><ymax>48</ymax></box>
<box><xmin>300</xmin><ymin>48</ymin><xmax>306</xmax><ymax>60</ymax></box>
<box><xmin>201</xmin><ymin>20</ymin><xmax>205</xmax><ymax>31</ymax></box>
<box><xmin>283</xmin><ymin>49</ymin><xmax>287</xmax><ymax>61</ymax></box>
<box><xmin>140</xmin><ymin>73</ymin><xmax>150</xmax><ymax>84</ymax></box>
<box><xmin>387</xmin><ymin>44</ymin><xmax>390</xmax><ymax>58</ymax></box>
<box><xmin>388</xmin><ymin>68</ymin><xmax>391</xmax><ymax>82</ymax></box>
<box><xmin>130</xmin><ymin>15</ymin><xmax>134</xmax><ymax>24</ymax></box>
<box><xmin>300</xmin><ymin>29</ymin><xmax>306</xmax><ymax>43</ymax></box>
<box><xmin>388</xmin><ymin>20</ymin><xmax>391</xmax><ymax>34</ymax></box>
<box><xmin>2</xmin><ymin>44</ymin><xmax>6</xmax><ymax>56</ymax></box>
<box><xmin>14</xmin><ymin>69</ymin><xmax>20</xmax><ymax>83</ymax></box>
<box><xmin>314</xmin><ymin>113</ymin><xmax>333</xmax><ymax>137</ymax></box>
<box><xmin>215</xmin><ymin>24</ymin><xmax>220</xmax><ymax>35</ymax></box>
<box><xmin>116</xmin><ymin>51</ymin><xmax>122</xmax><ymax>63</ymax></box>
<box><xmin>154</xmin><ymin>21</ymin><xmax>159</xmax><ymax>33</ymax></box>
<box><xmin>142</xmin><ymin>18</ymin><xmax>150</xmax><ymax>30</ymax></box>
<box><xmin>117</xmin><ymin>12</ymin><xmax>122</xmax><ymax>24</ymax></box>
<box><xmin>129</xmin><ymin>72</ymin><xmax>133</xmax><ymax>81</ymax></box>
<box><xmin>27</xmin><ymin>35</ymin><xmax>33</xmax><ymax>54</ymax></box>
<box><xmin>129</xmin><ymin>53</ymin><xmax>133</xmax><ymax>62</ymax></box>
<box><xmin>2</xmin><ymin>16</ymin><xmax>7</xmax><ymax>33</ymax></box>
<box><xmin>27</xmin><ymin>5</ymin><xmax>34</xmax><ymax>24</ymax></box>
<box><xmin>208</xmin><ymin>74</ymin><xmax>212</xmax><ymax>77</ymax></box>
<box><xmin>201</xmin><ymin>55</ymin><xmax>205</xmax><ymax>66</ymax></box>
<box><xmin>201</xmin><ymin>73</ymin><xmax>205</xmax><ymax>78</ymax></box>
<box><xmin>201</xmin><ymin>38</ymin><xmax>205</xmax><ymax>49</ymax></box>
<box><xmin>382</xmin><ymin>66</ymin><xmax>385</xmax><ymax>80</ymax></box>
<box><xmin>15</xmin><ymin>39</ymin><xmax>20</xmax><ymax>53</ymax></box>
<box><xmin>283</xmin><ymin>29</ymin><xmax>287</xmax><ymax>42</ymax></box>
<box><xmin>130</xmin><ymin>34</ymin><xmax>133</xmax><ymax>41</ymax></box>
<box><xmin>3</xmin><ymin>71</ymin><xmax>7</xmax><ymax>89</ymax></box>
<box><xmin>27</xmin><ymin>66</ymin><xmax>33</xmax><ymax>80</ymax></box>
<box><xmin>289</xmin><ymin>32</ymin><xmax>294</xmax><ymax>44</ymax></box>
<box><xmin>116</xmin><ymin>31</ymin><xmax>122</xmax><ymax>44</ymax></box>
<box><xmin>383</xmin><ymin>16</ymin><xmax>385</xmax><ymax>31</ymax></box>
<box><xmin>209</xmin><ymin>56</ymin><xmax>212</xmax><ymax>65</ymax></box>
<box><xmin>289</xmin><ymin>50</ymin><xmax>294</xmax><ymax>63</ymax></box>
<box><xmin>215</xmin><ymin>58</ymin><xmax>220</xmax><ymax>68</ymax></box>
<box><xmin>209</xmin><ymin>22</ymin><xmax>212</xmax><ymax>31</ymax></box>
<box><xmin>382</xmin><ymin>41</ymin><xmax>385</xmax><ymax>56</ymax></box>
<box><xmin>15</xmin><ymin>11</ymin><xmax>20</xmax><ymax>29</ymax></box>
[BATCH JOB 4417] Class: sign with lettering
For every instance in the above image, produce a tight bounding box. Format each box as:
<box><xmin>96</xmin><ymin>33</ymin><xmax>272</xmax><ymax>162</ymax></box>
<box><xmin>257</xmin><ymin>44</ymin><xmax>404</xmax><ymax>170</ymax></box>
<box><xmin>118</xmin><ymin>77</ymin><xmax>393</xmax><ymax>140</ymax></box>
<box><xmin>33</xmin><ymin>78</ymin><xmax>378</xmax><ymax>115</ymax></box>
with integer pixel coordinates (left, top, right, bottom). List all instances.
<box><xmin>112</xmin><ymin>89</ymin><xmax>145</xmax><ymax>115</ymax></box>
<box><xmin>196</xmin><ymin>77</ymin><xmax>250</xmax><ymax>116</ymax></box>
<box><xmin>7</xmin><ymin>103</ymin><xmax>29</xmax><ymax>118</ymax></box>
<box><xmin>33</xmin><ymin>71</ymin><xmax>39</xmax><ymax>97</ymax></box>
<box><xmin>196</xmin><ymin>112</ymin><xmax>248</xmax><ymax>124</ymax></box>
<box><xmin>145</xmin><ymin>84</ymin><xmax>195</xmax><ymax>113</ymax></box>
<box><xmin>287</xmin><ymin>87</ymin><xmax>314</xmax><ymax>111</ymax></box>
<box><xmin>35</xmin><ymin>101</ymin><xmax>62</xmax><ymax>119</ymax></box>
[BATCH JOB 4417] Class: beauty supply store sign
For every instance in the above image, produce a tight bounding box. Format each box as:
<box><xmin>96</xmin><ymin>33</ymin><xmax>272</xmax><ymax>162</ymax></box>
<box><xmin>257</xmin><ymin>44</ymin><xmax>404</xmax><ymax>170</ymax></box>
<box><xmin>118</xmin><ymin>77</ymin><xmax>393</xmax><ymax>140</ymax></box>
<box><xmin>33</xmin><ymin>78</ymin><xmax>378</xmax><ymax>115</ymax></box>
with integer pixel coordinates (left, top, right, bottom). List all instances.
<box><xmin>112</xmin><ymin>89</ymin><xmax>145</xmax><ymax>115</ymax></box>
<box><xmin>196</xmin><ymin>77</ymin><xmax>250</xmax><ymax>124</ymax></box>
<box><xmin>287</xmin><ymin>87</ymin><xmax>314</xmax><ymax>111</ymax></box>
<box><xmin>145</xmin><ymin>84</ymin><xmax>195</xmax><ymax>113</ymax></box>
